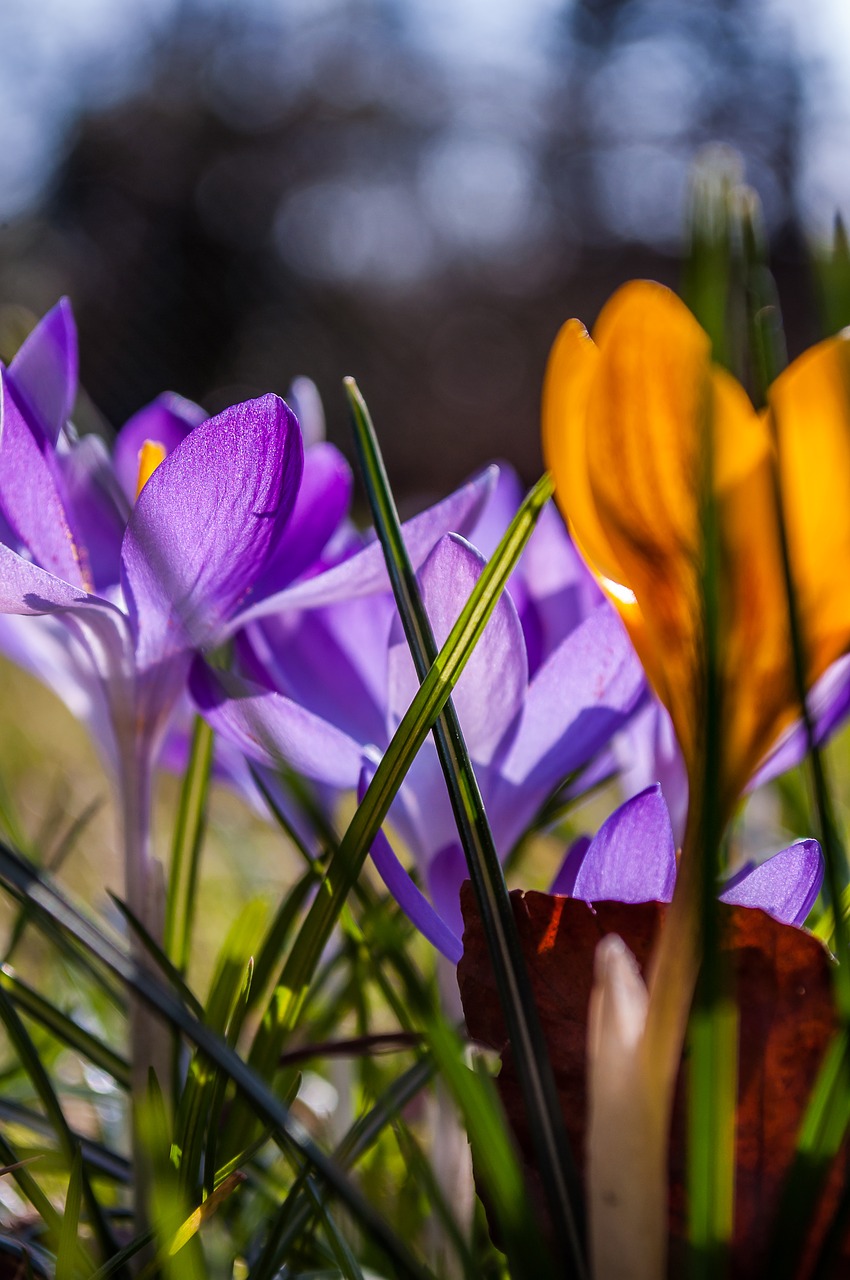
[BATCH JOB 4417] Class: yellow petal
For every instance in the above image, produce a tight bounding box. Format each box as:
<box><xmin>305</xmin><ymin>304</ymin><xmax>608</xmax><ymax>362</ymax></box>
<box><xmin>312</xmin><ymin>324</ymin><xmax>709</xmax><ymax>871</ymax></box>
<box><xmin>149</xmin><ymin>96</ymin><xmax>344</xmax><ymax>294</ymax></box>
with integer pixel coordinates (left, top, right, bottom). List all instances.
<box><xmin>584</xmin><ymin>281</ymin><xmax>710</xmax><ymax>780</ymax></box>
<box><xmin>712</xmin><ymin>367</ymin><xmax>795</xmax><ymax>809</ymax></box>
<box><xmin>769</xmin><ymin>333</ymin><xmax>850</xmax><ymax>684</ymax></box>
<box><xmin>542</xmin><ymin>317</ymin><xmax>630</xmax><ymax>591</ymax></box>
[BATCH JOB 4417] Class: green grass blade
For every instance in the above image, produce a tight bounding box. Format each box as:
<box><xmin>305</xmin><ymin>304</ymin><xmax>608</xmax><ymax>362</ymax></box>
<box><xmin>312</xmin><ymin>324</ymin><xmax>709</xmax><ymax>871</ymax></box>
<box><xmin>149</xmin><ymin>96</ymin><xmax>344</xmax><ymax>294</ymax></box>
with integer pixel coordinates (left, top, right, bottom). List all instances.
<box><xmin>164</xmin><ymin>717</ymin><xmax>214</xmax><ymax>972</ymax></box>
<box><xmin>56</xmin><ymin>1146</ymin><xmax>84</xmax><ymax>1280</ymax></box>
<box><xmin>683</xmin><ymin>169</ymin><xmax>738</xmax><ymax>1278</ymax></box>
<box><xmin>0</xmin><ymin>979</ymin><xmax>116</xmax><ymax>1266</ymax></box>
<box><xmin>0</xmin><ymin>841</ymin><xmax>435</xmax><ymax>1280</ymax></box>
<box><xmin>0</xmin><ymin>965</ymin><xmax>129</xmax><ymax>1088</ymax></box>
<box><xmin>346</xmin><ymin>376</ymin><xmax>585</xmax><ymax>1274</ymax></box>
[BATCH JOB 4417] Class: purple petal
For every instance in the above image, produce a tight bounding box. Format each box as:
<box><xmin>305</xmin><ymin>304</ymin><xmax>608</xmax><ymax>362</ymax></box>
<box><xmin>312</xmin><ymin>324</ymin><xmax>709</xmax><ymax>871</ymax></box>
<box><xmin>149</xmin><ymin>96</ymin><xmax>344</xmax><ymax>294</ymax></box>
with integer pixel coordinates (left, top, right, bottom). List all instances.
<box><xmin>550</xmin><ymin>834</ymin><xmax>592</xmax><ymax>895</ymax></box>
<box><xmin>6</xmin><ymin>299</ymin><xmax>77</xmax><ymax>445</ymax></box>
<box><xmin>615</xmin><ymin>700</ymin><xmax>689</xmax><ymax>849</ymax></box>
<box><xmin>230</xmin><ymin>465</ymin><xmax>498</xmax><ymax>626</ymax></box>
<box><xmin>427</xmin><ymin>842</ymin><xmax>468</xmax><ymax>948</ymax></box>
<box><xmin>719</xmin><ymin>840</ymin><xmax>824</xmax><ymax>926</ymax></box>
<box><xmin>58</xmin><ymin>434</ymin><xmax>128</xmax><ymax>592</ymax></box>
<box><xmin>0</xmin><ymin>373</ymin><xmax>87</xmax><ymax>587</ymax></box>
<box><xmin>121</xmin><ymin>394</ymin><xmax>303</xmax><ymax>668</ymax></box>
<box><xmin>286</xmin><ymin>377</ymin><xmax>326</xmax><ymax>448</ymax></box>
<box><xmin>113</xmin><ymin>392</ymin><xmax>206</xmax><ymax>503</ymax></box>
<box><xmin>494</xmin><ymin>603</ymin><xmax>646</xmax><ymax>802</ymax></box>
<box><xmin>750</xmin><ymin>655</ymin><xmax>850</xmax><ymax>791</ymax></box>
<box><xmin>551</xmin><ymin>785</ymin><xmax>676</xmax><ymax>903</ymax></box>
<box><xmin>246</xmin><ymin>592</ymin><xmax>394</xmax><ymax>747</ymax></box>
<box><xmin>512</xmin><ymin>502</ymin><xmax>604</xmax><ymax>675</ymax></box>
<box><xmin>360</xmin><ymin>773</ymin><xmax>462</xmax><ymax>963</ymax></box>
<box><xmin>250</xmin><ymin>443</ymin><xmax>353</xmax><ymax>599</ymax></box>
<box><xmin>386</xmin><ymin>534</ymin><xmax>527</xmax><ymax>764</ymax></box>
<box><xmin>189</xmin><ymin>660</ymin><xmax>363</xmax><ymax>788</ymax></box>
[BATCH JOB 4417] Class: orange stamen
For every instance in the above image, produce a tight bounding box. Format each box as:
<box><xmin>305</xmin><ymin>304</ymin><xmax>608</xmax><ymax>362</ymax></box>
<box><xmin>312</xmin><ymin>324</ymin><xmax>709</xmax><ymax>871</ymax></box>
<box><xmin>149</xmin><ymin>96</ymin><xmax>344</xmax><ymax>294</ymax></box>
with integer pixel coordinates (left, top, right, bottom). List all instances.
<box><xmin>135</xmin><ymin>440</ymin><xmax>167</xmax><ymax>500</ymax></box>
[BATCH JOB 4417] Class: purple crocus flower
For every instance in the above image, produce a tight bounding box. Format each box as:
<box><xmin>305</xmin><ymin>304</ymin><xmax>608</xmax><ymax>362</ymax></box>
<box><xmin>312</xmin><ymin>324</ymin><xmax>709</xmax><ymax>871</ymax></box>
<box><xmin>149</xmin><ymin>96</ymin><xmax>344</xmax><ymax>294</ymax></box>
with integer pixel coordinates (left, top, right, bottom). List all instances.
<box><xmin>552</xmin><ymin>783</ymin><xmax>824</xmax><ymax>928</ymax></box>
<box><xmin>192</xmin><ymin>488</ymin><xmax>648</xmax><ymax>961</ymax></box>
<box><xmin>0</xmin><ymin>300</ymin><xmax>497</xmax><ymax>935</ymax></box>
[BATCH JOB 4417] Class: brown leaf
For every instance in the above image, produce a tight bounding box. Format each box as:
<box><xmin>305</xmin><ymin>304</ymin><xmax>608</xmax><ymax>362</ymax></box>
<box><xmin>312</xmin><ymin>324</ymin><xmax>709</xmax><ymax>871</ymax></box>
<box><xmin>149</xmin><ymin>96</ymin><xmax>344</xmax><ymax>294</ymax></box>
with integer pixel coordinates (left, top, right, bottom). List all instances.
<box><xmin>457</xmin><ymin>883</ymin><xmax>848</xmax><ymax>1277</ymax></box>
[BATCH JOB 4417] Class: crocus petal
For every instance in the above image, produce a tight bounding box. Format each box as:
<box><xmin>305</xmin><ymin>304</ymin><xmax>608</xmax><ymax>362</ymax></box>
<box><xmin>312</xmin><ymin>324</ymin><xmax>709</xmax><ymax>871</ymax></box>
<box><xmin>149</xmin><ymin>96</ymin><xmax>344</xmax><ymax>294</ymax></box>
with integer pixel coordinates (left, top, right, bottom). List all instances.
<box><xmin>189</xmin><ymin>660</ymin><xmax>363</xmax><ymax>789</ymax></box>
<box><xmin>113</xmin><ymin>392</ymin><xmax>206</xmax><ymax>503</ymax></box>
<box><xmin>231</xmin><ymin>465</ymin><xmax>498</xmax><ymax>625</ymax></box>
<box><xmin>551</xmin><ymin>785</ymin><xmax>677</xmax><ymax>904</ymax></box>
<box><xmin>246</xmin><ymin>591</ymin><xmax>395</xmax><ymax>748</ymax></box>
<box><xmin>615</xmin><ymin>700</ymin><xmax>689</xmax><ymax>849</ymax></box>
<box><xmin>769</xmin><ymin>333</ymin><xmax>850</xmax><ymax>687</ymax></box>
<box><xmin>250</xmin><ymin>442</ymin><xmax>353</xmax><ymax>599</ymax></box>
<box><xmin>358</xmin><ymin>773</ymin><xmax>462</xmax><ymax>963</ymax></box>
<box><xmin>286</xmin><ymin>376</ymin><xmax>325</xmax><ymax>448</ymax></box>
<box><xmin>6</xmin><ymin>298</ymin><xmax>77</xmax><ymax>444</ymax></box>
<box><xmin>0</xmin><ymin>373</ymin><xmax>87</xmax><ymax>588</ymax></box>
<box><xmin>544</xmin><ymin>281</ymin><xmax>796</xmax><ymax>820</ymax></box>
<box><xmin>719</xmin><ymin>839</ymin><xmax>823</xmax><ymax>926</ymax></box>
<box><xmin>493</xmin><ymin>603</ymin><xmax>646</xmax><ymax>804</ymax></box>
<box><xmin>427</xmin><ymin>842</ymin><xmax>468</xmax><ymax>947</ymax></box>
<box><xmin>749</xmin><ymin>654</ymin><xmax>850</xmax><ymax>791</ymax></box>
<box><xmin>121</xmin><ymin>394</ymin><xmax>303</xmax><ymax>668</ymax></box>
<box><xmin>513</xmin><ymin>501</ymin><xmax>604</xmax><ymax>677</ymax></box>
<box><xmin>386</xmin><ymin>534</ymin><xmax>527</xmax><ymax>764</ymax></box>
<box><xmin>58</xmin><ymin>434</ymin><xmax>128</xmax><ymax>592</ymax></box>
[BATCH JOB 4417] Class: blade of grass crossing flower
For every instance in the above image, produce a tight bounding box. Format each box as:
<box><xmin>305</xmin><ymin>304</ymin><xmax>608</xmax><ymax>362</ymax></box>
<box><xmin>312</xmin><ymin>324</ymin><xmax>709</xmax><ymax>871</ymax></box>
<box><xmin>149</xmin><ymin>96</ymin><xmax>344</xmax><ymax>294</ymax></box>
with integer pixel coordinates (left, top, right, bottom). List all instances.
<box><xmin>0</xmin><ymin>979</ymin><xmax>119</xmax><ymax>1266</ymax></box>
<box><xmin>0</xmin><ymin>841</ymin><xmax>436</xmax><ymax>1280</ymax></box>
<box><xmin>689</xmin><ymin>379</ymin><xmax>736</xmax><ymax>1279</ymax></box>
<box><xmin>680</xmin><ymin>186</ymin><xmax>739</xmax><ymax>1277</ymax></box>
<box><xmin>56</xmin><ymin>1146</ymin><xmax>84</xmax><ymax>1280</ymax></box>
<box><xmin>0</xmin><ymin>965</ymin><xmax>129</xmax><ymax>1087</ymax></box>
<box><xmin>262</xmin><ymin>460</ymin><xmax>556</xmax><ymax>1040</ymax></box>
<box><xmin>346</xmin><ymin>376</ymin><xmax>585</xmax><ymax>1274</ymax></box>
<box><xmin>164</xmin><ymin>716</ymin><xmax>214</xmax><ymax>973</ymax></box>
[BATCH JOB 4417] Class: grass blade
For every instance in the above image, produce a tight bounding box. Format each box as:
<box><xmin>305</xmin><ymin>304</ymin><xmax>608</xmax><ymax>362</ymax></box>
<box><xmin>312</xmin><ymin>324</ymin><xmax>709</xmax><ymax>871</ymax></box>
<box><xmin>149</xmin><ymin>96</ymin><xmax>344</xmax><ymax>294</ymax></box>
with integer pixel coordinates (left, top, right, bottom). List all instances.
<box><xmin>0</xmin><ymin>840</ymin><xmax>435</xmax><ymax>1280</ymax></box>
<box><xmin>0</xmin><ymin>964</ymin><xmax>129</xmax><ymax>1088</ymax></box>
<box><xmin>164</xmin><ymin>717</ymin><xmax>214</xmax><ymax>972</ymax></box>
<box><xmin>56</xmin><ymin>1146</ymin><xmax>84</xmax><ymax>1280</ymax></box>
<box><xmin>0</xmin><ymin>978</ymin><xmax>116</xmax><ymax>1266</ymax></box>
<box><xmin>346</xmin><ymin>376</ymin><xmax>585</xmax><ymax>1274</ymax></box>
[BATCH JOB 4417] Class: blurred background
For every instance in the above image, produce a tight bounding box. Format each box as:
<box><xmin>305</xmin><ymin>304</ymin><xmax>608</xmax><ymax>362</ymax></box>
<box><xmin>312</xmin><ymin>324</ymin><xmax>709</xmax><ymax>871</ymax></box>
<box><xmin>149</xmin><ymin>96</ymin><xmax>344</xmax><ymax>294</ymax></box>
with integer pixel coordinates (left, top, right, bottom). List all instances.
<box><xmin>0</xmin><ymin>0</ymin><xmax>847</xmax><ymax>501</ymax></box>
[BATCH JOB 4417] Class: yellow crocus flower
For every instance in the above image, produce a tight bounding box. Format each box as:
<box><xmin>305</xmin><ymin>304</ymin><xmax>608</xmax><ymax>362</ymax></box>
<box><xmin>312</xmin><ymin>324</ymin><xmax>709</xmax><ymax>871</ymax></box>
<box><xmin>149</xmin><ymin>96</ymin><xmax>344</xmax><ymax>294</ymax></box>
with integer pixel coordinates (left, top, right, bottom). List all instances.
<box><xmin>543</xmin><ymin>279</ymin><xmax>850</xmax><ymax>827</ymax></box>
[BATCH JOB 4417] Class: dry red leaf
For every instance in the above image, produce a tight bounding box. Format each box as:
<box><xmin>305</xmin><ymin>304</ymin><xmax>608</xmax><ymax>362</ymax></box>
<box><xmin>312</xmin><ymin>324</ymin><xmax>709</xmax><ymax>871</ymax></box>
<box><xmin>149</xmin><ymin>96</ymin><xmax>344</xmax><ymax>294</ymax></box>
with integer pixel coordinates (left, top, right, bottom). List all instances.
<box><xmin>457</xmin><ymin>883</ymin><xmax>849</xmax><ymax>1277</ymax></box>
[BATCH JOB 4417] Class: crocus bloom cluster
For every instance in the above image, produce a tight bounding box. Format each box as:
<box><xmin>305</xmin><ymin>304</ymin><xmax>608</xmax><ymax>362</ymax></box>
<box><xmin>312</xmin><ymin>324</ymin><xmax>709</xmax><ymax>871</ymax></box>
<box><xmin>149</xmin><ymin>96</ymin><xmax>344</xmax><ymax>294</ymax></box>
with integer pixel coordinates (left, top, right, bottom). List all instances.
<box><xmin>192</xmin><ymin>465</ymin><xmax>648</xmax><ymax>959</ymax></box>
